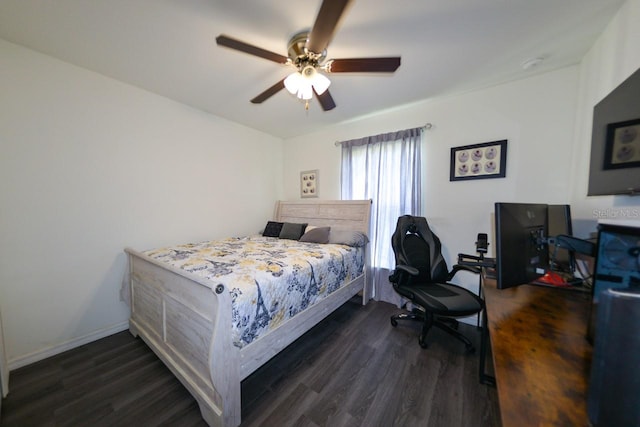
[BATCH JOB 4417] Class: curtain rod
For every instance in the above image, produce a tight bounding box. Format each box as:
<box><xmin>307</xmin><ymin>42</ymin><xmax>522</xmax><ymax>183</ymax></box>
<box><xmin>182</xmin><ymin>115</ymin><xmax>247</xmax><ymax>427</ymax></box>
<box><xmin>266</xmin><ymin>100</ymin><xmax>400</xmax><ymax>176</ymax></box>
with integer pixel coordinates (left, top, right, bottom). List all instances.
<box><xmin>334</xmin><ymin>123</ymin><xmax>433</xmax><ymax>146</ymax></box>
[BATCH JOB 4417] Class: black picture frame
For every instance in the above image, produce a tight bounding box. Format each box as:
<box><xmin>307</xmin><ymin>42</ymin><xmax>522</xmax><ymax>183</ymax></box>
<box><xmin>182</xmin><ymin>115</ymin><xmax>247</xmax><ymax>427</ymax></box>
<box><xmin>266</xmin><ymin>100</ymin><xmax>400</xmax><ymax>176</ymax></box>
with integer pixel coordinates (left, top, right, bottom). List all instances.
<box><xmin>603</xmin><ymin>118</ymin><xmax>640</xmax><ymax>170</ymax></box>
<box><xmin>450</xmin><ymin>140</ymin><xmax>507</xmax><ymax>181</ymax></box>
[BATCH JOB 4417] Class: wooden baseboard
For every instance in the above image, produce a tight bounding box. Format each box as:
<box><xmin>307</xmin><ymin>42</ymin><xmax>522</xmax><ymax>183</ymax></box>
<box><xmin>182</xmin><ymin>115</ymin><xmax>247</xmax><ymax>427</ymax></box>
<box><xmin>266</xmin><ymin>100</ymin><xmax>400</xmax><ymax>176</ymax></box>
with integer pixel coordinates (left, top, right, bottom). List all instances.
<box><xmin>8</xmin><ymin>321</ymin><xmax>129</xmax><ymax>371</ymax></box>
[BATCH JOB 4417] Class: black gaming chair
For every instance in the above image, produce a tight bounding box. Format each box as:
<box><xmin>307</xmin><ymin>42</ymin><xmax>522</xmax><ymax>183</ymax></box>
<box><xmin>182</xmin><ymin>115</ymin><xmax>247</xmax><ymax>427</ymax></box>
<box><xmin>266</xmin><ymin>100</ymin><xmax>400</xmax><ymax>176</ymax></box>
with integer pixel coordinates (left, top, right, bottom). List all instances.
<box><xmin>389</xmin><ymin>215</ymin><xmax>484</xmax><ymax>352</ymax></box>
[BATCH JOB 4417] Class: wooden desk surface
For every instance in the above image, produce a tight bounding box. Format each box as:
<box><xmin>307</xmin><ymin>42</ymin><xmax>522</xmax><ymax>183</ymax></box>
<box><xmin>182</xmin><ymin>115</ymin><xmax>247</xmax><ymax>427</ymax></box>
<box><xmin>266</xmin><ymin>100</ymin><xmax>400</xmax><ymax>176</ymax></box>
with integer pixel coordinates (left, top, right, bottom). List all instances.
<box><xmin>483</xmin><ymin>280</ymin><xmax>593</xmax><ymax>427</ymax></box>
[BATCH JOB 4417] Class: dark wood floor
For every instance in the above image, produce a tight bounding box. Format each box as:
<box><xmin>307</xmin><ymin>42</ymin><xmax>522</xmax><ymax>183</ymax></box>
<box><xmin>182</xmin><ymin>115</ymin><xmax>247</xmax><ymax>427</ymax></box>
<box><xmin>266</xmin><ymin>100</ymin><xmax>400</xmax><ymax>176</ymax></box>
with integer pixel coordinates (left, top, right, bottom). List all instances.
<box><xmin>0</xmin><ymin>299</ymin><xmax>500</xmax><ymax>427</ymax></box>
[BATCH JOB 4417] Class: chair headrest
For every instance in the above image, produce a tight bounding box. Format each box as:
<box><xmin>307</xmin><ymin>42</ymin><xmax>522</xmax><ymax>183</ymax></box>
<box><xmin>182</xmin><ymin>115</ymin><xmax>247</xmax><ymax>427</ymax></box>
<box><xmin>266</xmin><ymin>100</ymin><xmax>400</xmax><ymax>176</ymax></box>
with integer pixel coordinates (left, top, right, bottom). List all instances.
<box><xmin>395</xmin><ymin>215</ymin><xmax>430</xmax><ymax>239</ymax></box>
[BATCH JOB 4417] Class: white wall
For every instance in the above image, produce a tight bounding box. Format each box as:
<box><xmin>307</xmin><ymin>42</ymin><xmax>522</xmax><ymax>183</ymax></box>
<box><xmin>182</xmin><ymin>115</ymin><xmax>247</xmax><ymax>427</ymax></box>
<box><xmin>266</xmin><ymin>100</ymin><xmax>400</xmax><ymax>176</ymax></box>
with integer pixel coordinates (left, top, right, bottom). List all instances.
<box><xmin>569</xmin><ymin>0</ymin><xmax>640</xmax><ymax>236</ymax></box>
<box><xmin>0</xmin><ymin>40</ymin><xmax>283</xmax><ymax>367</ymax></box>
<box><xmin>283</xmin><ymin>67</ymin><xmax>580</xmax><ymax>295</ymax></box>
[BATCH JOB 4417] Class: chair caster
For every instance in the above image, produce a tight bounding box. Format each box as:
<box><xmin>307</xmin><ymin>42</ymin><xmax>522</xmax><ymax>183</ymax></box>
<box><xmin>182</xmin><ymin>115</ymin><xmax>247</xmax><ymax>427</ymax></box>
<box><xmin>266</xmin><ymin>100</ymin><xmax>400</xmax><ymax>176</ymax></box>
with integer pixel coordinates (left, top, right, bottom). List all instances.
<box><xmin>419</xmin><ymin>335</ymin><xmax>429</xmax><ymax>349</ymax></box>
<box><xmin>390</xmin><ymin>318</ymin><xmax>398</xmax><ymax>327</ymax></box>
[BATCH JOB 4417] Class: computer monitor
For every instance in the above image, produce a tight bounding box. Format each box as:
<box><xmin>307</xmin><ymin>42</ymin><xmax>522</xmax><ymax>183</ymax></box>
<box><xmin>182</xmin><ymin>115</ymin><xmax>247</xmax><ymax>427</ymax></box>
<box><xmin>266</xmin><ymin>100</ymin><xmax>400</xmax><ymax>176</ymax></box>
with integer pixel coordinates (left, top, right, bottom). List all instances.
<box><xmin>547</xmin><ymin>204</ymin><xmax>575</xmax><ymax>274</ymax></box>
<box><xmin>495</xmin><ymin>202</ymin><xmax>549</xmax><ymax>289</ymax></box>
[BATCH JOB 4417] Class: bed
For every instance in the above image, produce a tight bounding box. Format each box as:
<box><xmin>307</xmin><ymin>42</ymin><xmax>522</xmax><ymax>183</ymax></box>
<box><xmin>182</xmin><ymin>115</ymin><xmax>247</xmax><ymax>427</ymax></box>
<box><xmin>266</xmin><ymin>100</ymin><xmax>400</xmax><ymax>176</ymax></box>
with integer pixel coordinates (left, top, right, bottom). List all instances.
<box><xmin>124</xmin><ymin>199</ymin><xmax>371</xmax><ymax>427</ymax></box>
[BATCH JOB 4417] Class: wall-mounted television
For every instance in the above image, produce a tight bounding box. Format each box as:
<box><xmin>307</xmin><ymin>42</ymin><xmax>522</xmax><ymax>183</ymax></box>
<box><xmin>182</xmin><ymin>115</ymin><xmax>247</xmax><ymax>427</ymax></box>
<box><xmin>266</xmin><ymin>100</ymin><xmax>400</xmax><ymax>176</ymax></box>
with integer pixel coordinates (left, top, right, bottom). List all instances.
<box><xmin>588</xmin><ymin>67</ymin><xmax>640</xmax><ymax>196</ymax></box>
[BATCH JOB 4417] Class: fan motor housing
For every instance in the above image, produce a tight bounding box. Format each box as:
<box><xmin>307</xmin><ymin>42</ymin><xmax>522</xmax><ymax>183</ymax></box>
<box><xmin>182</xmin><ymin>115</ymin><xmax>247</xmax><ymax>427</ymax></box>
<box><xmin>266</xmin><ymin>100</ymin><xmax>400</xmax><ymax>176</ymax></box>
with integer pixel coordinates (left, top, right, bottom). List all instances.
<box><xmin>287</xmin><ymin>30</ymin><xmax>326</xmax><ymax>68</ymax></box>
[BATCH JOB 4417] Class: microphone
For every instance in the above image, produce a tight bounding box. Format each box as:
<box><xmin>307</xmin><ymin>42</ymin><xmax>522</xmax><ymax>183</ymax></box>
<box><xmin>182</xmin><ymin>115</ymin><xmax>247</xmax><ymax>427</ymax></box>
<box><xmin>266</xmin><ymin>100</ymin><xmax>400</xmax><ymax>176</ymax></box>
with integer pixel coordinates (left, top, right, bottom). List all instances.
<box><xmin>476</xmin><ymin>233</ymin><xmax>488</xmax><ymax>254</ymax></box>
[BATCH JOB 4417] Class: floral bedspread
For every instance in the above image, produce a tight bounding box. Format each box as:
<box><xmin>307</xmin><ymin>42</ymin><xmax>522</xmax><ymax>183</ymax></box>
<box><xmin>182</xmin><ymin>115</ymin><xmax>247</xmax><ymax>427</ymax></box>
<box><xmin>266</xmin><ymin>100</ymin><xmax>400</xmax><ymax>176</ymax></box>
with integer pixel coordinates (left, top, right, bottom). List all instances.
<box><xmin>143</xmin><ymin>236</ymin><xmax>365</xmax><ymax>348</ymax></box>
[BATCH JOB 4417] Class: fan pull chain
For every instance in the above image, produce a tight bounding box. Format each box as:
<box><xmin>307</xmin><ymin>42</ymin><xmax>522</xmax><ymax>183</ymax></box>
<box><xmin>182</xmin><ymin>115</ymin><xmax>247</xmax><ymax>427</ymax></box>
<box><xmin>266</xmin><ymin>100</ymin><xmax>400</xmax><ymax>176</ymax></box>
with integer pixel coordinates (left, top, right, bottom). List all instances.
<box><xmin>305</xmin><ymin>100</ymin><xmax>310</xmax><ymax>111</ymax></box>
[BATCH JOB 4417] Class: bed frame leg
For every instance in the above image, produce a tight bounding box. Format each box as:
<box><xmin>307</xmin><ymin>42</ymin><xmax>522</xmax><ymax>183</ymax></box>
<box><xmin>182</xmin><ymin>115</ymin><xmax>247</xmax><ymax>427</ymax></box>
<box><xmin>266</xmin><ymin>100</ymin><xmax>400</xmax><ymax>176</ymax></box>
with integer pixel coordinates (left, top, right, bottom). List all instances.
<box><xmin>129</xmin><ymin>323</ymin><xmax>139</xmax><ymax>338</ymax></box>
<box><xmin>198</xmin><ymin>403</ymin><xmax>223</xmax><ymax>427</ymax></box>
<box><xmin>194</xmin><ymin>394</ymin><xmax>240</xmax><ymax>427</ymax></box>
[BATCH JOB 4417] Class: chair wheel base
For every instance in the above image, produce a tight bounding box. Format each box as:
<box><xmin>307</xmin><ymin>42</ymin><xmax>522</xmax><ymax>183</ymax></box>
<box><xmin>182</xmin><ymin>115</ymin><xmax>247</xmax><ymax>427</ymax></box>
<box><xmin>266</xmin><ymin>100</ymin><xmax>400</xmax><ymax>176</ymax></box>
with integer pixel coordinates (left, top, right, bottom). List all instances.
<box><xmin>390</xmin><ymin>312</ymin><xmax>477</xmax><ymax>353</ymax></box>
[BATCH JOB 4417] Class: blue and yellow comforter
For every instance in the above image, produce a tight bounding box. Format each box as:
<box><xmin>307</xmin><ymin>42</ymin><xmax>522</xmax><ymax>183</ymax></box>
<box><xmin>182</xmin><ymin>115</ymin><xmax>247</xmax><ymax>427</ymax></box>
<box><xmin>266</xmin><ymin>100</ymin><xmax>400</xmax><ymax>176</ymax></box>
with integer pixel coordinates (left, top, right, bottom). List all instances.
<box><xmin>143</xmin><ymin>236</ymin><xmax>365</xmax><ymax>348</ymax></box>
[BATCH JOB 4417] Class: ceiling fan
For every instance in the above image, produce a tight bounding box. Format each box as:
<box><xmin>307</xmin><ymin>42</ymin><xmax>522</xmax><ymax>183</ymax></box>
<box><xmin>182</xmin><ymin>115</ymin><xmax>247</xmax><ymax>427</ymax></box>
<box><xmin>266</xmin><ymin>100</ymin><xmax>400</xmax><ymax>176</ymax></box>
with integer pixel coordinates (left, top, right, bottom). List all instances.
<box><xmin>216</xmin><ymin>0</ymin><xmax>401</xmax><ymax>111</ymax></box>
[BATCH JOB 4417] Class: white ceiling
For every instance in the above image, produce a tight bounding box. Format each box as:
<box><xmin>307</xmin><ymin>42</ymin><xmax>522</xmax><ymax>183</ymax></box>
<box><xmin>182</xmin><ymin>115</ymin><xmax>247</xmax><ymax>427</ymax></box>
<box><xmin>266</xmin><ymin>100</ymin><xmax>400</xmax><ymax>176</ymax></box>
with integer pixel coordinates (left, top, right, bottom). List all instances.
<box><xmin>0</xmin><ymin>0</ymin><xmax>626</xmax><ymax>139</ymax></box>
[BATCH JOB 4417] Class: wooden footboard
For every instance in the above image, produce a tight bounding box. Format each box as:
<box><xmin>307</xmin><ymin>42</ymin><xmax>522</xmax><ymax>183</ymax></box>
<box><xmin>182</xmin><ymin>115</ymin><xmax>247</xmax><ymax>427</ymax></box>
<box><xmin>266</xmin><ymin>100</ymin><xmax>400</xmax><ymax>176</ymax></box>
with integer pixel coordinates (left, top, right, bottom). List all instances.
<box><xmin>126</xmin><ymin>248</ymin><xmax>240</xmax><ymax>427</ymax></box>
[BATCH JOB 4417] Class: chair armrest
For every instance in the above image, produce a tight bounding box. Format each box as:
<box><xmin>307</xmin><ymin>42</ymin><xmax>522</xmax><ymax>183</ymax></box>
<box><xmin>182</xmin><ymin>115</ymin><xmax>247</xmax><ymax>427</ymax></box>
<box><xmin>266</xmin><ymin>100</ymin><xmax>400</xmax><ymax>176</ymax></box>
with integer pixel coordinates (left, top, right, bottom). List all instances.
<box><xmin>389</xmin><ymin>264</ymin><xmax>419</xmax><ymax>284</ymax></box>
<box><xmin>448</xmin><ymin>264</ymin><xmax>480</xmax><ymax>281</ymax></box>
<box><xmin>457</xmin><ymin>253</ymin><xmax>496</xmax><ymax>268</ymax></box>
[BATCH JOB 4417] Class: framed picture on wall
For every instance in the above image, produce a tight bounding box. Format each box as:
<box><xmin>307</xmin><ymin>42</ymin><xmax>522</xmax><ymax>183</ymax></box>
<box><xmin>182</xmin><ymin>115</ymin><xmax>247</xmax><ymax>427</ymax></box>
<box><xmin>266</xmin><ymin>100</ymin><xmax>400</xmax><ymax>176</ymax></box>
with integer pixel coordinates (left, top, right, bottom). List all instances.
<box><xmin>450</xmin><ymin>140</ymin><xmax>508</xmax><ymax>181</ymax></box>
<box><xmin>300</xmin><ymin>170</ymin><xmax>319</xmax><ymax>198</ymax></box>
<box><xmin>603</xmin><ymin>118</ymin><xmax>640</xmax><ymax>170</ymax></box>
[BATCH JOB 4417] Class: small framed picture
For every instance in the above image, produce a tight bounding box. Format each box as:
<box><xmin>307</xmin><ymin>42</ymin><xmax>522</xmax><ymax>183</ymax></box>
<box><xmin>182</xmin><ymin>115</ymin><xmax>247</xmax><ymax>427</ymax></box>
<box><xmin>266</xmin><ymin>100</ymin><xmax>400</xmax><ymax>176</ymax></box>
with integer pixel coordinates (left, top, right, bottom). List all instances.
<box><xmin>300</xmin><ymin>170</ymin><xmax>318</xmax><ymax>198</ymax></box>
<box><xmin>603</xmin><ymin>118</ymin><xmax>640</xmax><ymax>170</ymax></box>
<box><xmin>450</xmin><ymin>140</ymin><xmax>507</xmax><ymax>181</ymax></box>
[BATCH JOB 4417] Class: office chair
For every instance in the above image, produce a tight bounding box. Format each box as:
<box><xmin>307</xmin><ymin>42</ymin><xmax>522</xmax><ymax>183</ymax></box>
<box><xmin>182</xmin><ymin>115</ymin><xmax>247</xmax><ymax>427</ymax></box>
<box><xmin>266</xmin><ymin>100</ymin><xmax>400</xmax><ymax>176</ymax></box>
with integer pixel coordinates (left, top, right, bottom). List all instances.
<box><xmin>389</xmin><ymin>215</ymin><xmax>484</xmax><ymax>352</ymax></box>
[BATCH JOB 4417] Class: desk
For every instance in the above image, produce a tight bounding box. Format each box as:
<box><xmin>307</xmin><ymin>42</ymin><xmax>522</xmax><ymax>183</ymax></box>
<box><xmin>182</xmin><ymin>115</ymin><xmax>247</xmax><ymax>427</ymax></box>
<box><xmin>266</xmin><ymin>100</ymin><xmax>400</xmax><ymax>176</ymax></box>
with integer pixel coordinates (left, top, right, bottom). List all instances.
<box><xmin>482</xmin><ymin>279</ymin><xmax>593</xmax><ymax>427</ymax></box>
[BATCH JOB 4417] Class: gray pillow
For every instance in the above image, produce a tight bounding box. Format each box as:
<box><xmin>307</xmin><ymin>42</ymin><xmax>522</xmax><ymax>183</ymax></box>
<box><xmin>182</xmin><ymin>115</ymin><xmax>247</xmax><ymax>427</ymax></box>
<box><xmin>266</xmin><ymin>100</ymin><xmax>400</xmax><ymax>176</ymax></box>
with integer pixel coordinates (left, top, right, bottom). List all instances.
<box><xmin>328</xmin><ymin>230</ymin><xmax>369</xmax><ymax>247</ymax></box>
<box><xmin>279</xmin><ymin>222</ymin><xmax>308</xmax><ymax>240</ymax></box>
<box><xmin>299</xmin><ymin>227</ymin><xmax>331</xmax><ymax>244</ymax></box>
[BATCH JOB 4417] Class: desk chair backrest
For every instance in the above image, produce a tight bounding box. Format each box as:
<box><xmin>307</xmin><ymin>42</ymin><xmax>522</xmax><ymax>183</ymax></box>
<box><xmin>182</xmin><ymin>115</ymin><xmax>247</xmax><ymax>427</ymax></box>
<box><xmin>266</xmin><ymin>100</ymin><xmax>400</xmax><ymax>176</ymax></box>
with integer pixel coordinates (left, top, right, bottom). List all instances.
<box><xmin>391</xmin><ymin>215</ymin><xmax>449</xmax><ymax>283</ymax></box>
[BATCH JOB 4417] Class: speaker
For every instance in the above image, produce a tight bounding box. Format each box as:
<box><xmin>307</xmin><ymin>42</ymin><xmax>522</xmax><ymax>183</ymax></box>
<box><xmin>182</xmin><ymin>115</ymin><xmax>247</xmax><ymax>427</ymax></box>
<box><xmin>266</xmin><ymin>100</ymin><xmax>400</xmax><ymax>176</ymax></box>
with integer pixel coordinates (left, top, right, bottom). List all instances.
<box><xmin>587</xmin><ymin>288</ymin><xmax>640</xmax><ymax>427</ymax></box>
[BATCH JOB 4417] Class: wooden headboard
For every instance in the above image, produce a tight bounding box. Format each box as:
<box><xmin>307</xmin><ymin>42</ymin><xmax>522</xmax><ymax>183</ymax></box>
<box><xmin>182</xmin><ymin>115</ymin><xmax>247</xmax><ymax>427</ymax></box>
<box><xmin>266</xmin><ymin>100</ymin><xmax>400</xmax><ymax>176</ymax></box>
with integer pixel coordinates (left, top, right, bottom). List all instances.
<box><xmin>274</xmin><ymin>200</ymin><xmax>371</xmax><ymax>235</ymax></box>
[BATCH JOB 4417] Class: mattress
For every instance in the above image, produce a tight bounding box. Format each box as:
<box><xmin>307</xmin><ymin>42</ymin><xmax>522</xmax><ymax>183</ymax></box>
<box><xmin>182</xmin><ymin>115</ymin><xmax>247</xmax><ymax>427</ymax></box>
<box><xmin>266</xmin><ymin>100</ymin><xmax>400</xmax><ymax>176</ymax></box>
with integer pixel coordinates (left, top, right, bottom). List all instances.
<box><xmin>143</xmin><ymin>236</ymin><xmax>365</xmax><ymax>348</ymax></box>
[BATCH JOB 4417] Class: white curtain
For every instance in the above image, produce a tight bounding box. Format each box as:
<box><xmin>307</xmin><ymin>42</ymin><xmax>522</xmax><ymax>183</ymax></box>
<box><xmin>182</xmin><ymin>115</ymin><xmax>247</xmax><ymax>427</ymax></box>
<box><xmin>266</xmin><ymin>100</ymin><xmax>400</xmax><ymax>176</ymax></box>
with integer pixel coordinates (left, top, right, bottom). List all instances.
<box><xmin>340</xmin><ymin>127</ymin><xmax>423</xmax><ymax>306</ymax></box>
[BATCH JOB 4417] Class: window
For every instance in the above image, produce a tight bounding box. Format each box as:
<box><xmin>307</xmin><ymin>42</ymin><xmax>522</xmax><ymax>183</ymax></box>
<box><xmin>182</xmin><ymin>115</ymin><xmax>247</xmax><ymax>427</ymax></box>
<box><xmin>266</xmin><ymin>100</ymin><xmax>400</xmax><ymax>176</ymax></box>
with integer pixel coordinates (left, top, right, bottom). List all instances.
<box><xmin>340</xmin><ymin>127</ymin><xmax>423</xmax><ymax>302</ymax></box>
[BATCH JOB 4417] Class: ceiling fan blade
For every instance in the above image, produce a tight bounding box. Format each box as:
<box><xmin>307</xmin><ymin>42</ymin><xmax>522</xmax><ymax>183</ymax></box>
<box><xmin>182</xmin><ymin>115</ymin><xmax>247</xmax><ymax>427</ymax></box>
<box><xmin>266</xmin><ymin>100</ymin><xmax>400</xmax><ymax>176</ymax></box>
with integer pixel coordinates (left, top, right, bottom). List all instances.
<box><xmin>315</xmin><ymin>88</ymin><xmax>336</xmax><ymax>111</ymax></box>
<box><xmin>327</xmin><ymin>57</ymin><xmax>401</xmax><ymax>73</ymax></box>
<box><xmin>251</xmin><ymin>79</ymin><xmax>286</xmax><ymax>104</ymax></box>
<box><xmin>216</xmin><ymin>35</ymin><xmax>289</xmax><ymax>64</ymax></box>
<box><xmin>307</xmin><ymin>0</ymin><xmax>353</xmax><ymax>54</ymax></box>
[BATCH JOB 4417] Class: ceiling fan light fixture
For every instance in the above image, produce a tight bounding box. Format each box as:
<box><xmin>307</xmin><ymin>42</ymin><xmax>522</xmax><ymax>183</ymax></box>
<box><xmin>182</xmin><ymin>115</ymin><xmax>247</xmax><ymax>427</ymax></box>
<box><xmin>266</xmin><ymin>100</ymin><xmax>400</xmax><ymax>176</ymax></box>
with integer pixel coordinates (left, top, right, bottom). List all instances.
<box><xmin>298</xmin><ymin>82</ymin><xmax>314</xmax><ymax>100</ymax></box>
<box><xmin>311</xmin><ymin>72</ymin><xmax>331</xmax><ymax>95</ymax></box>
<box><xmin>284</xmin><ymin>71</ymin><xmax>303</xmax><ymax>94</ymax></box>
<box><xmin>284</xmin><ymin>71</ymin><xmax>313</xmax><ymax>100</ymax></box>
<box><xmin>284</xmin><ymin>65</ymin><xmax>331</xmax><ymax>100</ymax></box>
